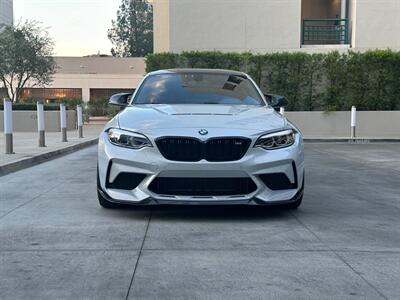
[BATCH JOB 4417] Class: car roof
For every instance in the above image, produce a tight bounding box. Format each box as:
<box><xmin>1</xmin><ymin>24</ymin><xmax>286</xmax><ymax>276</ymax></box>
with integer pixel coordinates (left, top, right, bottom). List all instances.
<box><xmin>148</xmin><ymin>68</ymin><xmax>248</xmax><ymax>77</ymax></box>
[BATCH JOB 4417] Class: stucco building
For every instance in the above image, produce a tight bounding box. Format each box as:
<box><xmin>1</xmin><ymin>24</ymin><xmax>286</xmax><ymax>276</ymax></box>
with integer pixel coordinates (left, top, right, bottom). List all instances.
<box><xmin>0</xmin><ymin>0</ymin><xmax>146</xmax><ymax>103</ymax></box>
<box><xmin>0</xmin><ymin>56</ymin><xmax>146</xmax><ymax>103</ymax></box>
<box><xmin>153</xmin><ymin>0</ymin><xmax>400</xmax><ymax>53</ymax></box>
<box><xmin>0</xmin><ymin>0</ymin><xmax>13</xmax><ymax>26</ymax></box>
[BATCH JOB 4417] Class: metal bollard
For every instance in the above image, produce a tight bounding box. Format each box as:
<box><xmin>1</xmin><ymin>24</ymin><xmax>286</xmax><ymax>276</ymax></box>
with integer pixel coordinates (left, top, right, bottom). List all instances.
<box><xmin>3</xmin><ymin>98</ymin><xmax>14</xmax><ymax>154</ymax></box>
<box><xmin>279</xmin><ymin>107</ymin><xmax>285</xmax><ymax>116</ymax></box>
<box><xmin>77</xmin><ymin>105</ymin><xmax>83</xmax><ymax>138</ymax></box>
<box><xmin>37</xmin><ymin>101</ymin><xmax>46</xmax><ymax>147</ymax></box>
<box><xmin>351</xmin><ymin>106</ymin><xmax>356</xmax><ymax>138</ymax></box>
<box><xmin>60</xmin><ymin>103</ymin><xmax>67</xmax><ymax>142</ymax></box>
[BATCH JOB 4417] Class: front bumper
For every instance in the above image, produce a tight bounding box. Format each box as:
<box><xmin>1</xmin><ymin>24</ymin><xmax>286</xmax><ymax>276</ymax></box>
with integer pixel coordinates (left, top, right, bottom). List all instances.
<box><xmin>98</xmin><ymin>131</ymin><xmax>305</xmax><ymax>205</ymax></box>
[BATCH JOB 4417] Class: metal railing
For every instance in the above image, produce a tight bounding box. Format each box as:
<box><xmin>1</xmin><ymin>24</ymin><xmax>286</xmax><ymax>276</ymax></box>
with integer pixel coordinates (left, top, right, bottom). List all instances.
<box><xmin>302</xmin><ymin>18</ymin><xmax>349</xmax><ymax>45</ymax></box>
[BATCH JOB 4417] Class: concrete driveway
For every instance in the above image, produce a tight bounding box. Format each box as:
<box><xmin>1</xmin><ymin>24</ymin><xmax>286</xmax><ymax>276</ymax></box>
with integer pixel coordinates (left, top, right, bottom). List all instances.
<box><xmin>1</xmin><ymin>143</ymin><xmax>400</xmax><ymax>299</ymax></box>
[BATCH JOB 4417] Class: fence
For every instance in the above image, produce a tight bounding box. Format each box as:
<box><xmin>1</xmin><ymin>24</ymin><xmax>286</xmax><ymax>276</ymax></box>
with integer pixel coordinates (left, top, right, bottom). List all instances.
<box><xmin>302</xmin><ymin>18</ymin><xmax>349</xmax><ymax>45</ymax></box>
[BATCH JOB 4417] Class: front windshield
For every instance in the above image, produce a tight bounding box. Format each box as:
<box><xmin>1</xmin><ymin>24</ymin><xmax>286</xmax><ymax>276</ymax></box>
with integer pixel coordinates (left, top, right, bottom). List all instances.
<box><xmin>133</xmin><ymin>73</ymin><xmax>265</xmax><ymax>105</ymax></box>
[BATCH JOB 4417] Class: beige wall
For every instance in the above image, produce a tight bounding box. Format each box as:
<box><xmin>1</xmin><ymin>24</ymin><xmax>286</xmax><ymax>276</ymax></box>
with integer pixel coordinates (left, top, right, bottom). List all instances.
<box><xmin>154</xmin><ymin>0</ymin><xmax>400</xmax><ymax>52</ymax></box>
<box><xmin>348</xmin><ymin>0</ymin><xmax>356</xmax><ymax>47</ymax></box>
<box><xmin>156</xmin><ymin>0</ymin><xmax>302</xmax><ymax>53</ymax></box>
<box><xmin>55</xmin><ymin>57</ymin><xmax>146</xmax><ymax>74</ymax></box>
<box><xmin>0</xmin><ymin>111</ymin><xmax>76</xmax><ymax>132</ymax></box>
<box><xmin>153</xmin><ymin>0</ymin><xmax>170</xmax><ymax>52</ymax></box>
<box><xmin>352</xmin><ymin>0</ymin><xmax>400</xmax><ymax>50</ymax></box>
<box><xmin>286</xmin><ymin>111</ymin><xmax>400</xmax><ymax>138</ymax></box>
<box><xmin>2</xmin><ymin>110</ymin><xmax>399</xmax><ymax>137</ymax></box>
<box><xmin>49</xmin><ymin>73</ymin><xmax>145</xmax><ymax>102</ymax></box>
<box><xmin>0</xmin><ymin>0</ymin><xmax>13</xmax><ymax>26</ymax></box>
<box><xmin>17</xmin><ymin>57</ymin><xmax>148</xmax><ymax>103</ymax></box>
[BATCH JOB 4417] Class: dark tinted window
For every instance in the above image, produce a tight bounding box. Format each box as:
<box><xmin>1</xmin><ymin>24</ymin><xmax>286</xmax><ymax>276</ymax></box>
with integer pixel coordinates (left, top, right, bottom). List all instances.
<box><xmin>133</xmin><ymin>73</ymin><xmax>264</xmax><ymax>105</ymax></box>
<box><xmin>20</xmin><ymin>88</ymin><xmax>82</xmax><ymax>101</ymax></box>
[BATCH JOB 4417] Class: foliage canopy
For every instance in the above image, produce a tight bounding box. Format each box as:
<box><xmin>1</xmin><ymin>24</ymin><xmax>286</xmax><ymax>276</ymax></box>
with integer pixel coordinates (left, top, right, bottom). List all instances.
<box><xmin>0</xmin><ymin>21</ymin><xmax>56</xmax><ymax>102</ymax></box>
<box><xmin>108</xmin><ymin>0</ymin><xmax>153</xmax><ymax>57</ymax></box>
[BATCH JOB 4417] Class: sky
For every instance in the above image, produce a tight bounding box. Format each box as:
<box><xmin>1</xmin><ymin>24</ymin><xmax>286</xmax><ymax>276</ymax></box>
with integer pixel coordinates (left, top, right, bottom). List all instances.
<box><xmin>14</xmin><ymin>0</ymin><xmax>121</xmax><ymax>56</ymax></box>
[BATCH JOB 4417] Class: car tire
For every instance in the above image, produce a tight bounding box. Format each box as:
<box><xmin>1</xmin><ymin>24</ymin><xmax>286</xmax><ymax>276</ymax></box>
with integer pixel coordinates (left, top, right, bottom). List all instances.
<box><xmin>97</xmin><ymin>166</ymin><xmax>120</xmax><ymax>209</ymax></box>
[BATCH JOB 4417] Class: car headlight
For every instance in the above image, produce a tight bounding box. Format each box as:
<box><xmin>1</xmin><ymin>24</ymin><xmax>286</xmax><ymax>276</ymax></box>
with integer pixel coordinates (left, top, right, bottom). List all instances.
<box><xmin>254</xmin><ymin>129</ymin><xmax>295</xmax><ymax>150</ymax></box>
<box><xmin>108</xmin><ymin>128</ymin><xmax>152</xmax><ymax>149</ymax></box>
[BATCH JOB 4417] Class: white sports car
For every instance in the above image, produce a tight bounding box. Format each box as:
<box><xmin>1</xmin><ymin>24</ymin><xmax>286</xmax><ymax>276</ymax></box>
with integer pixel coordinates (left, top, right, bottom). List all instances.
<box><xmin>97</xmin><ymin>69</ymin><xmax>304</xmax><ymax>208</ymax></box>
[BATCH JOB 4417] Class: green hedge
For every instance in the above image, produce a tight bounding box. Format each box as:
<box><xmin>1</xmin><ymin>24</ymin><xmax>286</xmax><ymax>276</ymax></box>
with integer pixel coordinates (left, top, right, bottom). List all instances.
<box><xmin>146</xmin><ymin>50</ymin><xmax>400</xmax><ymax>111</ymax></box>
<box><xmin>87</xmin><ymin>97</ymin><xmax>119</xmax><ymax>117</ymax></box>
<box><xmin>0</xmin><ymin>103</ymin><xmax>61</xmax><ymax>111</ymax></box>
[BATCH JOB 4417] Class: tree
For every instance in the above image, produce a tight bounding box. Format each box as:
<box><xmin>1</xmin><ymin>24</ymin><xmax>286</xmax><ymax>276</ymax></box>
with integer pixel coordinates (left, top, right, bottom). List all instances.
<box><xmin>108</xmin><ymin>0</ymin><xmax>153</xmax><ymax>57</ymax></box>
<box><xmin>0</xmin><ymin>21</ymin><xmax>56</xmax><ymax>102</ymax></box>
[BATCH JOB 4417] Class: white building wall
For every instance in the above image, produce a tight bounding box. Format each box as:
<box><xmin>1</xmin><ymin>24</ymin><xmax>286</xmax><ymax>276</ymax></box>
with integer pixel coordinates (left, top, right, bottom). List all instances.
<box><xmin>48</xmin><ymin>57</ymin><xmax>146</xmax><ymax>102</ymax></box>
<box><xmin>6</xmin><ymin>57</ymin><xmax>147</xmax><ymax>103</ymax></box>
<box><xmin>352</xmin><ymin>0</ymin><xmax>400</xmax><ymax>50</ymax></box>
<box><xmin>0</xmin><ymin>0</ymin><xmax>13</xmax><ymax>26</ymax></box>
<box><xmin>48</xmin><ymin>73</ymin><xmax>145</xmax><ymax>102</ymax></box>
<box><xmin>154</xmin><ymin>0</ymin><xmax>400</xmax><ymax>52</ymax></box>
<box><xmin>167</xmin><ymin>0</ymin><xmax>302</xmax><ymax>53</ymax></box>
<box><xmin>153</xmin><ymin>0</ymin><xmax>170</xmax><ymax>53</ymax></box>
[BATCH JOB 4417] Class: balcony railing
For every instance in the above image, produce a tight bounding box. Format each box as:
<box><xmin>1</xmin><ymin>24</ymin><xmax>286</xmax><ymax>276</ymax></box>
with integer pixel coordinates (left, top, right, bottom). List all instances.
<box><xmin>302</xmin><ymin>18</ymin><xmax>349</xmax><ymax>45</ymax></box>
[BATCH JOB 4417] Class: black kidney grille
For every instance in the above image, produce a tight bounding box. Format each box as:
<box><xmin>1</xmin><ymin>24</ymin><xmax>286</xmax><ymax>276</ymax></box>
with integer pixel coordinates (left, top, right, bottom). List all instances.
<box><xmin>148</xmin><ymin>177</ymin><xmax>257</xmax><ymax>196</ymax></box>
<box><xmin>206</xmin><ymin>138</ymin><xmax>251</xmax><ymax>162</ymax></box>
<box><xmin>156</xmin><ymin>137</ymin><xmax>251</xmax><ymax>162</ymax></box>
<box><xmin>156</xmin><ymin>137</ymin><xmax>202</xmax><ymax>162</ymax></box>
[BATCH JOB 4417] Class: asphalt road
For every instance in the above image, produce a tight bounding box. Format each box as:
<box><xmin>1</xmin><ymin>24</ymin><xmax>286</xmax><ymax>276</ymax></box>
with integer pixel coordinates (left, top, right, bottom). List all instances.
<box><xmin>1</xmin><ymin>143</ymin><xmax>400</xmax><ymax>300</ymax></box>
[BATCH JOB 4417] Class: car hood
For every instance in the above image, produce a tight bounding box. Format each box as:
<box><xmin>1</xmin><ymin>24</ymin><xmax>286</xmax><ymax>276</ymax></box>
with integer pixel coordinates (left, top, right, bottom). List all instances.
<box><xmin>117</xmin><ymin>104</ymin><xmax>286</xmax><ymax>133</ymax></box>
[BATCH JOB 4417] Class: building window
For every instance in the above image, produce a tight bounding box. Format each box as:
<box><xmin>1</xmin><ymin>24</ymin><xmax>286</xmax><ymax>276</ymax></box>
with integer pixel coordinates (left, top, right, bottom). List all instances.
<box><xmin>90</xmin><ymin>89</ymin><xmax>134</xmax><ymax>101</ymax></box>
<box><xmin>20</xmin><ymin>88</ymin><xmax>82</xmax><ymax>102</ymax></box>
<box><xmin>301</xmin><ymin>0</ymin><xmax>349</xmax><ymax>46</ymax></box>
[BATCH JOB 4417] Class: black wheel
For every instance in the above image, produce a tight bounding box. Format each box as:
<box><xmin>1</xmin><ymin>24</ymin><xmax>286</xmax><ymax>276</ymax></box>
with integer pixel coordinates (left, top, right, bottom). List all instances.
<box><xmin>97</xmin><ymin>166</ymin><xmax>120</xmax><ymax>209</ymax></box>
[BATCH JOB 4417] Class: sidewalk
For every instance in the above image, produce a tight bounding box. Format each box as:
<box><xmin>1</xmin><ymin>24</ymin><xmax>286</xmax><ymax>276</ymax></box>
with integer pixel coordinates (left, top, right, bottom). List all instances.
<box><xmin>0</xmin><ymin>125</ymin><xmax>103</xmax><ymax>176</ymax></box>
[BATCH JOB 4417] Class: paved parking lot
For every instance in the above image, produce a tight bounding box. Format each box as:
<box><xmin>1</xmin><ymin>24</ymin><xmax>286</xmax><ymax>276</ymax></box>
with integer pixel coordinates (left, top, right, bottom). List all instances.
<box><xmin>1</xmin><ymin>143</ymin><xmax>400</xmax><ymax>299</ymax></box>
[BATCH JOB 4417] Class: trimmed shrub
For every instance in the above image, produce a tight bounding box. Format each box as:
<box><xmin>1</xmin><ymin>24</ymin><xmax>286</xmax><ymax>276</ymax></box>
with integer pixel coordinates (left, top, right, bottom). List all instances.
<box><xmin>86</xmin><ymin>97</ymin><xmax>119</xmax><ymax>117</ymax></box>
<box><xmin>0</xmin><ymin>103</ymin><xmax>60</xmax><ymax>111</ymax></box>
<box><xmin>145</xmin><ymin>50</ymin><xmax>400</xmax><ymax>111</ymax></box>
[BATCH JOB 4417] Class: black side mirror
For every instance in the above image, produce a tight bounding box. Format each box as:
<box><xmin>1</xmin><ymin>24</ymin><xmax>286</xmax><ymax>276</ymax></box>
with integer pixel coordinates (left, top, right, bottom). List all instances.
<box><xmin>264</xmin><ymin>93</ymin><xmax>288</xmax><ymax>108</ymax></box>
<box><xmin>109</xmin><ymin>92</ymin><xmax>133</xmax><ymax>107</ymax></box>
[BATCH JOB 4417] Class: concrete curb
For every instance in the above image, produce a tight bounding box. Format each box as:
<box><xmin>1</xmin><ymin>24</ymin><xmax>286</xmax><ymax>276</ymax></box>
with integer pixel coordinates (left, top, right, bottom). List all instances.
<box><xmin>304</xmin><ymin>138</ymin><xmax>400</xmax><ymax>143</ymax></box>
<box><xmin>0</xmin><ymin>138</ymin><xmax>98</xmax><ymax>177</ymax></box>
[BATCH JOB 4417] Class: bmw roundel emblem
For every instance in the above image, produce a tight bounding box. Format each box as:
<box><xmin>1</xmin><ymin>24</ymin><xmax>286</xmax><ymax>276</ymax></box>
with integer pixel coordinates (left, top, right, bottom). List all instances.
<box><xmin>199</xmin><ymin>129</ymin><xmax>208</xmax><ymax>135</ymax></box>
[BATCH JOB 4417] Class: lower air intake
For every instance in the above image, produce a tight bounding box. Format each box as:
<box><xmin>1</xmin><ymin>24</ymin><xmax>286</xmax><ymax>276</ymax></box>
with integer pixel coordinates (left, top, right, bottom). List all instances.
<box><xmin>106</xmin><ymin>172</ymin><xmax>146</xmax><ymax>190</ymax></box>
<box><xmin>259</xmin><ymin>162</ymin><xmax>298</xmax><ymax>190</ymax></box>
<box><xmin>148</xmin><ymin>177</ymin><xmax>257</xmax><ymax>196</ymax></box>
